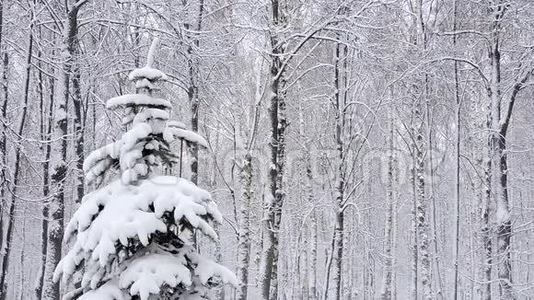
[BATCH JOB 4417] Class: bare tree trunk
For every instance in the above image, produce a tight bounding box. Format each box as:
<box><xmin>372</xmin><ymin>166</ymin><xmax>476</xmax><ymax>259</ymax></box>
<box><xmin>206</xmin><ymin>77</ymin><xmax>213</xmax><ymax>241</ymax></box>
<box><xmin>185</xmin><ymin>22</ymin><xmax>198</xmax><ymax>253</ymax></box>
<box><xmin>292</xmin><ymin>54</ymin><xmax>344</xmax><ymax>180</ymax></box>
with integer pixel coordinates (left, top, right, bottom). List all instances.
<box><xmin>236</xmin><ymin>153</ymin><xmax>253</xmax><ymax>300</ymax></box>
<box><xmin>0</xmin><ymin>0</ymin><xmax>6</xmax><ymax>269</ymax></box>
<box><xmin>330</xmin><ymin>36</ymin><xmax>347</xmax><ymax>300</ymax></box>
<box><xmin>0</xmin><ymin>13</ymin><xmax>34</xmax><ymax>299</ymax></box>
<box><xmin>307</xmin><ymin>161</ymin><xmax>318</xmax><ymax>300</ymax></box>
<box><xmin>414</xmin><ymin>101</ymin><xmax>432</xmax><ymax>300</ymax></box>
<box><xmin>488</xmin><ymin>3</ymin><xmax>513</xmax><ymax>297</ymax></box>
<box><xmin>380</xmin><ymin>117</ymin><xmax>396</xmax><ymax>300</ymax></box>
<box><xmin>452</xmin><ymin>0</ymin><xmax>461</xmax><ymax>297</ymax></box>
<box><xmin>299</xmin><ymin>90</ymin><xmax>317</xmax><ymax>299</ymax></box>
<box><xmin>259</xmin><ymin>0</ymin><xmax>288</xmax><ymax>298</ymax></box>
<box><xmin>331</xmin><ymin>210</ymin><xmax>344</xmax><ymax>300</ymax></box>
<box><xmin>184</xmin><ymin>0</ymin><xmax>204</xmax><ymax>185</ymax></box>
<box><xmin>42</xmin><ymin>2</ymin><xmax>87</xmax><ymax>298</ymax></box>
<box><xmin>71</xmin><ymin>43</ymin><xmax>84</xmax><ymax>204</ymax></box>
<box><xmin>493</xmin><ymin>100</ymin><xmax>514</xmax><ymax>300</ymax></box>
<box><xmin>426</xmin><ymin>81</ymin><xmax>443</xmax><ymax>300</ymax></box>
<box><xmin>414</xmin><ymin>1</ymin><xmax>432</xmax><ymax>297</ymax></box>
<box><xmin>35</xmin><ymin>45</ymin><xmax>55</xmax><ymax>298</ymax></box>
<box><xmin>300</xmin><ymin>237</ymin><xmax>309</xmax><ymax>300</ymax></box>
<box><xmin>481</xmin><ymin>109</ymin><xmax>493</xmax><ymax>300</ymax></box>
<box><xmin>411</xmin><ymin>153</ymin><xmax>419</xmax><ymax>300</ymax></box>
<box><xmin>18</xmin><ymin>206</ymin><xmax>27</xmax><ymax>300</ymax></box>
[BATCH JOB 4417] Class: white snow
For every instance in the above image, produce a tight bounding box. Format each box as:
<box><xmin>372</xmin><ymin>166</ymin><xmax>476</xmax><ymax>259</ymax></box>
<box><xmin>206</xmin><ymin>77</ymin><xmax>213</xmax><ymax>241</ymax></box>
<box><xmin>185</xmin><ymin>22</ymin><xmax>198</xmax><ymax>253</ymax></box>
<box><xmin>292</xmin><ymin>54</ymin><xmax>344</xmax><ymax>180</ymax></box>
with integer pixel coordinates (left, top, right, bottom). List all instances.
<box><xmin>145</xmin><ymin>38</ymin><xmax>160</xmax><ymax>68</ymax></box>
<box><xmin>107</xmin><ymin>94</ymin><xmax>171</xmax><ymax>109</ymax></box>
<box><xmin>120</xmin><ymin>249</ymin><xmax>192</xmax><ymax>300</ymax></box>
<box><xmin>119</xmin><ymin>245</ymin><xmax>236</xmax><ymax>300</ymax></box>
<box><xmin>190</xmin><ymin>252</ymin><xmax>238</xmax><ymax>286</ymax></box>
<box><xmin>55</xmin><ymin>176</ymin><xmax>222</xmax><ymax>286</ymax></box>
<box><xmin>55</xmin><ymin>107</ymin><xmax>67</xmax><ymax>121</ymax></box>
<box><xmin>496</xmin><ymin>204</ymin><xmax>511</xmax><ymax>224</ymax></box>
<box><xmin>78</xmin><ymin>280</ymin><xmax>126</xmax><ymax>300</ymax></box>
<box><xmin>164</xmin><ymin>127</ymin><xmax>209</xmax><ymax>148</ymax></box>
<box><xmin>135</xmin><ymin>78</ymin><xmax>157</xmax><ymax>90</ymax></box>
<box><xmin>56</xmin><ymin>38</ymin><xmax>235</xmax><ymax>300</ymax></box>
<box><xmin>128</xmin><ymin>67</ymin><xmax>168</xmax><ymax>82</ymax></box>
<box><xmin>168</xmin><ymin>120</ymin><xmax>187</xmax><ymax>129</ymax></box>
<box><xmin>83</xmin><ymin>112</ymin><xmax>211</xmax><ymax>185</ymax></box>
<box><xmin>117</xmin><ymin>123</ymin><xmax>152</xmax><ymax>184</ymax></box>
<box><xmin>83</xmin><ymin>143</ymin><xmax>121</xmax><ymax>184</ymax></box>
<box><xmin>72</xmin><ymin>245</ymin><xmax>237</xmax><ymax>300</ymax></box>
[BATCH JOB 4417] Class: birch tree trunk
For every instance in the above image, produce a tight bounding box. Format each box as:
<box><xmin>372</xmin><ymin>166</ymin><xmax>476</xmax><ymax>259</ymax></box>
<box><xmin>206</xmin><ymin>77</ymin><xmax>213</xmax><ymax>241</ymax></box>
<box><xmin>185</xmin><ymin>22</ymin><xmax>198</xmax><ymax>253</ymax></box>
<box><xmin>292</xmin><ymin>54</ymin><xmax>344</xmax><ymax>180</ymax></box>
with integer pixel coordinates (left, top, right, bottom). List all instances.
<box><xmin>414</xmin><ymin>0</ymin><xmax>432</xmax><ymax>297</ymax></box>
<box><xmin>414</xmin><ymin>98</ymin><xmax>432</xmax><ymax>300</ymax></box>
<box><xmin>452</xmin><ymin>0</ymin><xmax>462</xmax><ymax>297</ymax></box>
<box><xmin>236</xmin><ymin>153</ymin><xmax>253</xmax><ymax>300</ymax></box>
<box><xmin>330</xmin><ymin>37</ymin><xmax>348</xmax><ymax>300</ymax></box>
<box><xmin>185</xmin><ymin>0</ymin><xmax>204</xmax><ymax>185</ymax></box>
<box><xmin>481</xmin><ymin>101</ymin><xmax>493</xmax><ymax>300</ymax></box>
<box><xmin>411</xmin><ymin>149</ymin><xmax>419</xmax><ymax>300</ymax></box>
<box><xmin>259</xmin><ymin>0</ymin><xmax>288</xmax><ymax>298</ymax></box>
<box><xmin>426</xmin><ymin>77</ymin><xmax>443</xmax><ymax>300</ymax></box>
<box><xmin>307</xmin><ymin>160</ymin><xmax>318</xmax><ymax>300</ymax></box>
<box><xmin>70</xmin><ymin>25</ymin><xmax>84</xmax><ymax>204</ymax></box>
<box><xmin>380</xmin><ymin>117</ymin><xmax>396</xmax><ymax>300</ymax></box>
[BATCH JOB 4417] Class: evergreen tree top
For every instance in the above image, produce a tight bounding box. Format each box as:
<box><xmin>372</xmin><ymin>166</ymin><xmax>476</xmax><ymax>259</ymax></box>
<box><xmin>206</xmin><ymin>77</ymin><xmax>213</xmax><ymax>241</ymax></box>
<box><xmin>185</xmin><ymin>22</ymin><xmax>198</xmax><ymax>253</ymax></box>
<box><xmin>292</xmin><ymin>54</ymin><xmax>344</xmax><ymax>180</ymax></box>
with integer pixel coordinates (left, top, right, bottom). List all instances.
<box><xmin>54</xmin><ymin>39</ymin><xmax>236</xmax><ymax>300</ymax></box>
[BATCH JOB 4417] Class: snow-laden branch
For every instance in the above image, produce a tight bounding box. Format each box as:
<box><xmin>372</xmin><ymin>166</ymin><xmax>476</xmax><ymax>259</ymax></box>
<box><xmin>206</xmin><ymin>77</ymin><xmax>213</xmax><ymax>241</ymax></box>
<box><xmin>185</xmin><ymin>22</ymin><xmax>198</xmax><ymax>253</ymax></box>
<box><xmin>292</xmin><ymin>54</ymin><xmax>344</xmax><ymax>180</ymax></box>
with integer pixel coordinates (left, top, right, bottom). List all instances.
<box><xmin>500</xmin><ymin>68</ymin><xmax>534</xmax><ymax>136</ymax></box>
<box><xmin>146</xmin><ymin>38</ymin><xmax>160</xmax><ymax>68</ymax></box>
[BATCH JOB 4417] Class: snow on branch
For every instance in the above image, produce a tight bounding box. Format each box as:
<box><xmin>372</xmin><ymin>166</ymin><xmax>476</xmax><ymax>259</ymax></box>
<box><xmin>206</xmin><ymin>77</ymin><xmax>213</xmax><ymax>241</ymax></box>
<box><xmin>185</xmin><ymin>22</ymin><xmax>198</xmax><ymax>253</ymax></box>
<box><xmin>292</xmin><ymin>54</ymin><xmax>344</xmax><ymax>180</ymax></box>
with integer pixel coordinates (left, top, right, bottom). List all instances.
<box><xmin>73</xmin><ymin>246</ymin><xmax>237</xmax><ymax>300</ymax></box>
<box><xmin>55</xmin><ymin>176</ymin><xmax>223</xmax><ymax>285</ymax></box>
<box><xmin>120</xmin><ymin>250</ymin><xmax>192</xmax><ymax>300</ymax></box>
<box><xmin>127</xmin><ymin>38</ymin><xmax>169</xmax><ymax>82</ymax></box>
<box><xmin>164</xmin><ymin>126</ymin><xmax>209</xmax><ymax>148</ymax></box>
<box><xmin>107</xmin><ymin>94</ymin><xmax>171</xmax><ymax>110</ymax></box>
<box><xmin>146</xmin><ymin>38</ymin><xmax>159</xmax><ymax>68</ymax></box>
<box><xmin>128</xmin><ymin>67</ymin><xmax>168</xmax><ymax>82</ymax></box>
<box><xmin>55</xmin><ymin>35</ymin><xmax>231</xmax><ymax>300</ymax></box>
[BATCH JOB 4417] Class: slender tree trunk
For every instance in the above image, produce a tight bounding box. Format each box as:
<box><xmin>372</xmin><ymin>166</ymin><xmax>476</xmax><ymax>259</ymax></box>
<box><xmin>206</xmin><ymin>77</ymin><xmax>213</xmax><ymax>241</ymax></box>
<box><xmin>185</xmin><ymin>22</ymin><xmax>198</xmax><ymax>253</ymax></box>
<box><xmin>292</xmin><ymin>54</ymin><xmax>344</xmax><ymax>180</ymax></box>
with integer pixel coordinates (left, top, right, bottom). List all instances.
<box><xmin>414</xmin><ymin>1</ymin><xmax>432</xmax><ymax>297</ymax></box>
<box><xmin>64</xmin><ymin>0</ymin><xmax>85</xmax><ymax>204</ymax></box>
<box><xmin>236</xmin><ymin>153</ymin><xmax>253</xmax><ymax>300</ymax></box>
<box><xmin>414</xmin><ymin>100</ymin><xmax>432</xmax><ymax>300</ymax></box>
<box><xmin>35</xmin><ymin>46</ymin><xmax>55</xmax><ymax>298</ymax></box>
<box><xmin>18</xmin><ymin>206</ymin><xmax>27</xmax><ymax>300</ymax></box>
<box><xmin>488</xmin><ymin>3</ymin><xmax>513</xmax><ymax>297</ymax></box>
<box><xmin>330</xmin><ymin>37</ymin><xmax>347</xmax><ymax>300</ymax></box>
<box><xmin>495</xmin><ymin>137</ymin><xmax>513</xmax><ymax>300</ymax></box>
<box><xmin>323</xmin><ymin>228</ymin><xmax>334</xmax><ymax>300</ymax></box>
<box><xmin>452</xmin><ymin>0</ymin><xmax>462</xmax><ymax>297</ymax></box>
<box><xmin>411</xmin><ymin>153</ymin><xmax>419</xmax><ymax>300</ymax></box>
<box><xmin>259</xmin><ymin>0</ymin><xmax>287</xmax><ymax>298</ymax></box>
<box><xmin>380</xmin><ymin>117</ymin><xmax>396</xmax><ymax>300</ymax></box>
<box><xmin>43</xmin><ymin>2</ymin><xmax>87</xmax><ymax>298</ymax></box>
<box><xmin>481</xmin><ymin>108</ymin><xmax>493</xmax><ymax>300</ymax></box>
<box><xmin>307</xmin><ymin>160</ymin><xmax>318</xmax><ymax>300</ymax></box>
<box><xmin>331</xmin><ymin>210</ymin><xmax>344</xmax><ymax>300</ymax></box>
<box><xmin>0</xmin><ymin>14</ymin><xmax>34</xmax><ymax>299</ymax></box>
<box><xmin>184</xmin><ymin>0</ymin><xmax>204</xmax><ymax>185</ymax></box>
<box><xmin>0</xmin><ymin>0</ymin><xmax>6</xmax><ymax>270</ymax></box>
<box><xmin>426</xmin><ymin>89</ymin><xmax>443</xmax><ymax>300</ymax></box>
<box><xmin>300</xmin><ymin>236</ymin><xmax>309</xmax><ymax>300</ymax></box>
<box><xmin>71</xmin><ymin>49</ymin><xmax>84</xmax><ymax>203</ymax></box>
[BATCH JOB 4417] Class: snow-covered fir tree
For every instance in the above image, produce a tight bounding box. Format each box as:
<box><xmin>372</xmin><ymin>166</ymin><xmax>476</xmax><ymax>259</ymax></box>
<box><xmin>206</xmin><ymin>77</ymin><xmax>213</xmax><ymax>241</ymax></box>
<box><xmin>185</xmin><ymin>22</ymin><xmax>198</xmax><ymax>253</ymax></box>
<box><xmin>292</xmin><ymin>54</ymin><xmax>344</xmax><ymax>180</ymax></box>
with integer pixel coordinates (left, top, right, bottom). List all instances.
<box><xmin>53</xmin><ymin>39</ymin><xmax>237</xmax><ymax>300</ymax></box>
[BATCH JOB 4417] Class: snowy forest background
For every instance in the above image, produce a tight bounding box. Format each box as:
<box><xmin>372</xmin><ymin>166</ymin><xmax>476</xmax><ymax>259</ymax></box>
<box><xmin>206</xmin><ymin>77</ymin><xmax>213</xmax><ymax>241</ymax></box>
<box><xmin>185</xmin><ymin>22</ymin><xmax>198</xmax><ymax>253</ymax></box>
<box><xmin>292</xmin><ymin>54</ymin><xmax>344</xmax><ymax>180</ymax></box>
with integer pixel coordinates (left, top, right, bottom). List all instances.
<box><xmin>1</xmin><ymin>0</ymin><xmax>534</xmax><ymax>299</ymax></box>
